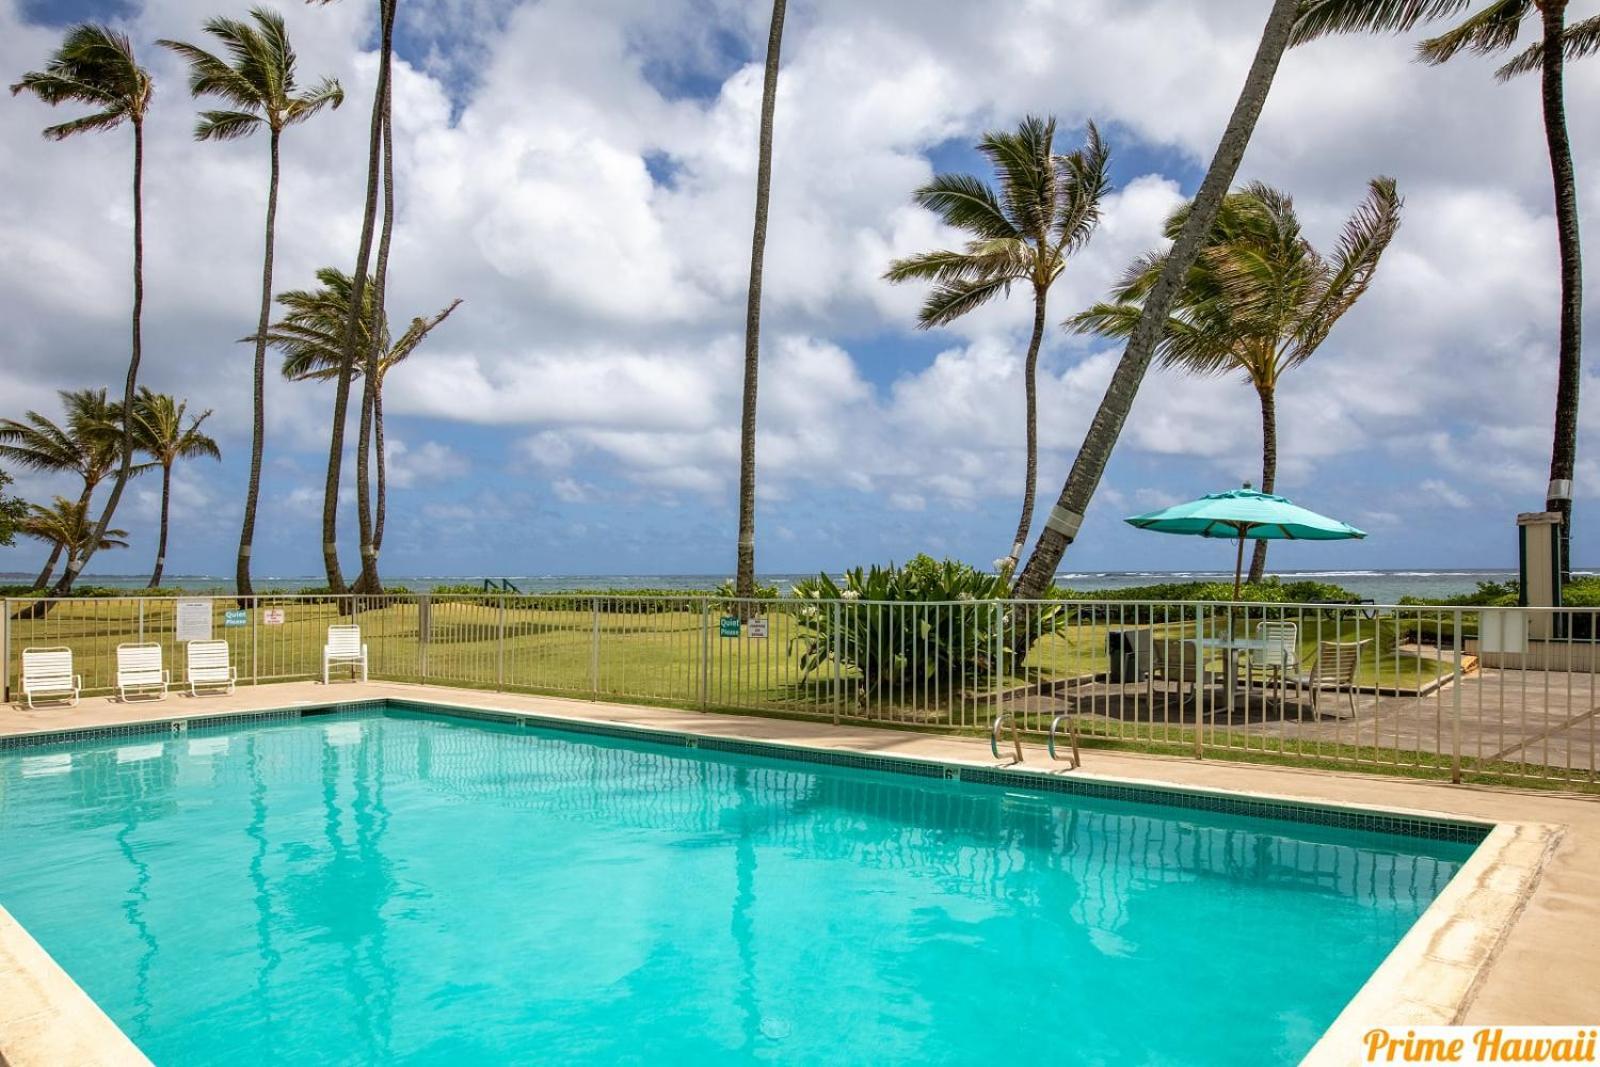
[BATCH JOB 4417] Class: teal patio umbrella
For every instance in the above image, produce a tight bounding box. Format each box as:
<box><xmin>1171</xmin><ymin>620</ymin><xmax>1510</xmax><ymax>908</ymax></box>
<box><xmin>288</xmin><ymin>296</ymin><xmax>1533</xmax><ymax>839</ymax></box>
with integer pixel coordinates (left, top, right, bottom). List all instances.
<box><xmin>1125</xmin><ymin>485</ymin><xmax>1366</xmax><ymax>599</ymax></box>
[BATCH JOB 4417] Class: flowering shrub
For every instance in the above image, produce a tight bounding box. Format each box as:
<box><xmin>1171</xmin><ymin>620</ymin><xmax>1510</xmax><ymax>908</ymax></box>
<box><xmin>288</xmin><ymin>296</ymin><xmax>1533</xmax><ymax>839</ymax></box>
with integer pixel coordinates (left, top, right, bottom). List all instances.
<box><xmin>789</xmin><ymin>555</ymin><xmax>1065</xmax><ymax>696</ymax></box>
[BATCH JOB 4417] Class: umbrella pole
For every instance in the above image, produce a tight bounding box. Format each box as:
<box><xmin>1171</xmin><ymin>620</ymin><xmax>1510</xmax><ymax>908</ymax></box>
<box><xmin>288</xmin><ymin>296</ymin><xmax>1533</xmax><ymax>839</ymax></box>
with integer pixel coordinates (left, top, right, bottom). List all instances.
<box><xmin>1232</xmin><ymin>535</ymin><xmax>1246</xmax><ymax>601</ymax></box>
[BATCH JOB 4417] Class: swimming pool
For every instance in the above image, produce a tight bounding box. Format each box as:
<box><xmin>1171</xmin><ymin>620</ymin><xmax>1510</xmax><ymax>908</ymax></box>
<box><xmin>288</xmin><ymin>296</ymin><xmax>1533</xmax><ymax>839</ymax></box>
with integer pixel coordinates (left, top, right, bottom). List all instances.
<box><xmin>0</xmin><ymin>702</ymin><xmax>1482</xmax><ymax>1065</ymax></box>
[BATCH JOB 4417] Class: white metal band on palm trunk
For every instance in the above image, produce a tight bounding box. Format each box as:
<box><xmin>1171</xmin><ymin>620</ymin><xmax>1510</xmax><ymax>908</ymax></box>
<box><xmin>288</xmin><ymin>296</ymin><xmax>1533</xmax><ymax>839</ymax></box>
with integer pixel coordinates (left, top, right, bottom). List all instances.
<box><xmin>1044</xmin><ymin>506</ymin><xmax>1083</xmax><ymax>539</ymax></box>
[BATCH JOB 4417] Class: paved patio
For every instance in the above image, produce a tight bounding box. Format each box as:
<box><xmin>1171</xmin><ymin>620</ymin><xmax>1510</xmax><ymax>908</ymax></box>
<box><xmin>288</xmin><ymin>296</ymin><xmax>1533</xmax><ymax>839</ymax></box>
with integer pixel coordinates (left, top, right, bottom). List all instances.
<box><xmin>0</xmin><ymin>679</ymin><xmax>1597</xmax><ymax>1065</ymax></box>
<box><xmin>1003</xmin><ymin>665</ymin><xmax>1600</xmax><ymax>778</ymax></box>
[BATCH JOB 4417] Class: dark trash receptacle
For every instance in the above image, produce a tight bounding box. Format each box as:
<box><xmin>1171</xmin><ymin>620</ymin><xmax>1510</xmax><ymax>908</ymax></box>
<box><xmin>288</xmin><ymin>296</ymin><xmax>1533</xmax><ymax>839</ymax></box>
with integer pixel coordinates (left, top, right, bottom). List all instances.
<box><xmin>1106</xmin><ymin>630</ymin><xmax>1150</xmax><ymax>683</ymax></box>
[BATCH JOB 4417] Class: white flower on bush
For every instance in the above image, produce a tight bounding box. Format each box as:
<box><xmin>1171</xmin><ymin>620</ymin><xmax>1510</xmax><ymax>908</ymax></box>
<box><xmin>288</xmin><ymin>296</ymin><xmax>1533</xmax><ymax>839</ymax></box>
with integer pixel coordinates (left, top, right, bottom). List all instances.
<box><xmin>993</xmin><ymin>557</ymin><xmax>1012</xmax><ymax>573</ymax></box>
<box><xmin>800</xmin><ymin>606</ymin><xmax>820</xmax><ymax>621</ymax></box>
<box><xmin>957</xmin><ymin>591</ymin><xmax>975</xmax><ymax>602</ymax></box>
<box><xmin>810</xmin><ymin>589</ymin><xmax>821</xmax><ymax>599</ymax></box>
<box><xmin>841</xmin><ymin>589</ymin><xmax>861</xmax><ymax>601</ymax></box>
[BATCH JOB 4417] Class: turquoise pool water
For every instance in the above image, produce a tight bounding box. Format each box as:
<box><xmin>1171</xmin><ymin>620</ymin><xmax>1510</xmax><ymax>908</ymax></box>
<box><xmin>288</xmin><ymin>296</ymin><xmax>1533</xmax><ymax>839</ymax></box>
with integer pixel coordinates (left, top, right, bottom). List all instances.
<box><xmin>0</xmin><ymin>708</ymin><xmax>1476</xmax><ymax>1065</ymax></box>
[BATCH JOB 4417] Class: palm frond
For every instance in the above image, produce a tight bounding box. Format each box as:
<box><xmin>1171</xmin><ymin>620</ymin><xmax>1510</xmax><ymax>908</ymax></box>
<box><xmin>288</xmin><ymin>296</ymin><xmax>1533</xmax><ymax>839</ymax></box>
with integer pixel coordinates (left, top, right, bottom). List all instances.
<box><xmin>978</xmin><ymin>115</ymin><xmax>1055</xmax><ymax>238</ymax></box>
<box><xmin>1417</xmin><ymin>0</ymin><xmax>1530</xmax><ymax>63</ymax></box>
<box><xmin>910</xmin><ymin>174</ymin><xmax>1018</xmax><ymax>241</ymax></box>
<box><xmin>1495</xmin><ymin>12</ymin><xmax>1600</xmax><ymax>77</ymax></box>
<box><xmin>1293</xmin><ymin>176</ymin><xmax>1402</xmax><ymax>359</ymax></box>
<box><xmin>196</xmin><ymin>109</ymin><xmax>264</xmax><ymax>141</ymax></box>
<box><xmin>916</xmin><ymin>276</ymin><xmax>1014</xmax><ymax>328</ymax></box>
<box><xmin>1291</xmin><ymin>0</ymin><xmax>1472</xmax><ymax>45</ymax></box>
<box><xmin>12</xmin><ymin>23</ymin><xmax>151</xmax><ymax>138</ymax></box>
<box><xmin>1051</xmin><ymin>121</ymin><xmax>1111</xmax><ymax>255</ymax></box>
<box><xmin>284</xmin><ymin>75</ymin><xmax>344</xmax><ymax>125</ymax></box>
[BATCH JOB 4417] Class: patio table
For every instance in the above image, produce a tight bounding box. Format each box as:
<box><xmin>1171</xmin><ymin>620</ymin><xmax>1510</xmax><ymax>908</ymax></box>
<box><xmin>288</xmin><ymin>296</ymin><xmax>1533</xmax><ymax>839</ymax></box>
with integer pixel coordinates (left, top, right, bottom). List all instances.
<box><xmin>1196</xmin><ymin>636</ymin><xmax>1274</xmax><ymax>715</ymax></box>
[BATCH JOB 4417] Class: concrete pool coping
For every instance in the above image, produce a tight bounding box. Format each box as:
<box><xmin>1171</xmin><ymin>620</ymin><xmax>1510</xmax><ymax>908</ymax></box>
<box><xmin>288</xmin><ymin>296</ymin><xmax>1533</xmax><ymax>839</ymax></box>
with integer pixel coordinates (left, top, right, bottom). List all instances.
<box><xmin>0</xmin><ymin>681</ymin><xmax>1590</xmax><ymax>1066</ymax></box>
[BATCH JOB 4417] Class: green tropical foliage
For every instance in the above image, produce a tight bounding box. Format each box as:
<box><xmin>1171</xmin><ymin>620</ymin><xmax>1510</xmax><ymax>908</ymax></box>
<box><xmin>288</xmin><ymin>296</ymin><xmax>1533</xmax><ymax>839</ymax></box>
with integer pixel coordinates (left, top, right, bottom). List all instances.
<box><xmin>0</xmin><ymin>470</ymin><xmax>26</xmax><ymax>548</ymax></box>
<box><xmin>790</xmin><ymin>555</ymin><xmax>1067</xmax><ymax>697</ymax></box>
<box><xmin>0</xmin><ymin>389</ymin><xmax>142</xmax><ymax>588</ymax></box>
<box><xmin>265</xmin><ymin>266</ymin><xmax>460</xmax><ymax>562</ymax></box>
<box><xmin>1069</xmin><ymin>177</ymin><xmax>1402</xmax><ymax>581</ymax></box>
<box><xmin>886</xmin><ymin>117</ymin><xmax>1110</xmax><ymax>575</ymax></box>
<box><xmin>129</xmin><ymin>388</ymin><xmax>221</xmax><ymax>587</ymax></box>
<box><xmin>18</xmin><ymin>496</ymin><xmax>130</xmax><ymax>568</ymax></box>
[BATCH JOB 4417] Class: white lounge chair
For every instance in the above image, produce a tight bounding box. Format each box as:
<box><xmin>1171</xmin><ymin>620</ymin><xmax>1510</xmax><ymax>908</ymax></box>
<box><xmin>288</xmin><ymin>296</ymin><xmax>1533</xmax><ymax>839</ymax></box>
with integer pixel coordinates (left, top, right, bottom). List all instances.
<box><xmin>20</xmin><ymin>647</ymin><xmax>80</xmax><ymax>708</ymax></box>
<box><xmin>324</xmin><ymin>625</ymin><xmax>368</xmax><ymax>684</ymax></box>
<box><xmin>116</xmin><ymin>643</ymin><xmax>169</xmax><ymax>702</ymax></box>
<box><xmin>186</xmin><ymin>640</ymin><xmax>237</xmax><ymax>696</ymax></box>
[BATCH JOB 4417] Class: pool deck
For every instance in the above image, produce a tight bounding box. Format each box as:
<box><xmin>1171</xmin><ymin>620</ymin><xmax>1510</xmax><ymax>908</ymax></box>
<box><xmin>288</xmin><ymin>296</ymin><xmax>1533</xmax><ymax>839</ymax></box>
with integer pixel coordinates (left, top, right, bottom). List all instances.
<box><xmin>1</xmin><ymin>680</ymin><xmax>1597</xmax><ymax>1065</ymax></box>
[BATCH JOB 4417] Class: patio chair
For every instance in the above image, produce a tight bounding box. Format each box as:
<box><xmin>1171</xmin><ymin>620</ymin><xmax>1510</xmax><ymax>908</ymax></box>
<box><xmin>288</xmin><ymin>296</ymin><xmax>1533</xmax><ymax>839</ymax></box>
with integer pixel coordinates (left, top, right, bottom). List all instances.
<box><xmin>1147</xmin><ymin>639</ymin><xmax>1217</xmax><ymax>705</ymax></box>
<box><xmin>116</xmin><ymin>643</ymin><xmax>169</xmax><ymax>702</ymax></box>
<box><xmin>1243</xmin><ymin>621</ymin><xmax>1301</xmax><ymax>695</ymax></box>
<box><xmin>324</xmin><ymin>625</ymin><xmax>368</xmax><ymax>684</ymax></box>
<box><xmin>1293</xmin><ymin>640</ymin><xmax>1368</xmax><ymax>718</ymax></box>
<box><xmin>186</xmin><ymin>640</ymin><xmax>237</xmax><ymax>696</ymax></box>
<box><xmin>20</xmin><ymin>647</ymin><xmax>80</xmax><ymax>709</ymax></box>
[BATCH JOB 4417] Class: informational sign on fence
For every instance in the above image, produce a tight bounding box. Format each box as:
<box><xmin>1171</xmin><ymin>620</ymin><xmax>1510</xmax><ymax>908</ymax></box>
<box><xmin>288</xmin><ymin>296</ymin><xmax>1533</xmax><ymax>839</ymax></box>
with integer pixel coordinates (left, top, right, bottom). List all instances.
<box><xmin>262</xmin><ymin>607</ymin><xmax>285</xmax><ymax>626</ymax></box>
<box><xmin>223</xmin><ymin>609</ymin><xmax>247</xmax><ymax>628</ymax></box>
<box><xmin>718</xmin><ymin>616</ymin><xmax>741</xmax><ymax>638</ymax></box>
<box><xmin>746</xmin><ymin>617</ymin><xmax>768</xmax><ymax>639</ymax></box>
<box><xmin>175</xmin><ymin>599</ymin><xmax>212</xmax><ymax>642</ymax></box>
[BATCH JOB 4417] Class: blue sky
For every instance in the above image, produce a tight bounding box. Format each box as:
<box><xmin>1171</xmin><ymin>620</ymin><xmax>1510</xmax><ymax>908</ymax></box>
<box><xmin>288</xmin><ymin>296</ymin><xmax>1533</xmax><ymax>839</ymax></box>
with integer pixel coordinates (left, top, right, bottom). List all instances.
<box><xmin>1</xmin><ymin>0</ymin><xmax>1596</xmax><ymax>580</ymax></box>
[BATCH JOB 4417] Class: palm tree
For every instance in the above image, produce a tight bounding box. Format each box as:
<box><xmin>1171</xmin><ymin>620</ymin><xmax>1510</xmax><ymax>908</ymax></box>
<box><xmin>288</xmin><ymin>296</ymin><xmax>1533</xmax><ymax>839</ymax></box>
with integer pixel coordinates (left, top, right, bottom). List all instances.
<box><xmin>734</xmin><ymin>0</ymin><xmax>788</xmax><ymax>603</ymax></box>
<box><xmin>129</xmin><ymin>389</ymin><xmax>222</xmax><ymax>588</ymax></box>
<box><xmin>886</xmin><ymin>119</ymin><xmax>1110</xmax><ymax>580</ymax></box>
<box><xmin>18</xmin><ymin>497</ymin><xmax>130</xmax><ymax>575</ymax></box>
<box><xmin>1013</xmin><ymin>0</ymin><xmax>1304</xmax><ymax>602</ymax></box>
<box><xmin>160</xmin><ymin>7</ymin><xmax>343</xmax><ymax>600</ymax></box>
<box><xmin>12</xmin><ymin>25</ymin><xmax>154</xmax><ymax>594</ymax></box>
<box><xmin>0</xmin><ymin>470</ymin><xmax>26</xmax><ymax>549</ymax></box>
<box><xmin>264</xmin><ymin>267</ymin><xmax>459</xmax><ymax>561</ymax></box>
<box><xmin>319</xmin><ymin>0</ymin><xmax>397</xmax><ymax>595</ymax></box>
<box><xmin>1069</xmin><ymin>179</ymin><xmax>1402</xmax><ymax>582</ymax></box>
<box><xmin>1294</xmin><ymin>0</ymin><xmax>1592</xmax><ymax>580</ymax></box>
<box><xmin>0</xmin><ymin>390</ymin><xmax>129</xmax><ymax>588</ymax></box>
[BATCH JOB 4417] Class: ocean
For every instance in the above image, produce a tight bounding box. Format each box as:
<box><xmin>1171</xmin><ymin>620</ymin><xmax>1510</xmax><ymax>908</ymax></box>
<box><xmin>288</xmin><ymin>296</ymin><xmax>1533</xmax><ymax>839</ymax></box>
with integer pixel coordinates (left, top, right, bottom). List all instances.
<box><xmin>3</xmin><ymin>569</ymin><xmax>1574</xmax><ymax>604</ymax></box>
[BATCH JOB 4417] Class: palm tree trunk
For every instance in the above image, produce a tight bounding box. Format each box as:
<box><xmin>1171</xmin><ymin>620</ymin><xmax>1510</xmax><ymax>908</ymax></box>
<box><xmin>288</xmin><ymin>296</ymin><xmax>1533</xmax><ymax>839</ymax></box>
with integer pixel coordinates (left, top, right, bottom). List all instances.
<box><xmin>148</xmin><ymin>461</ymin><xmax>172</xmax><ymax>588</ymax></box>
<box><xmin>354</xmin><ymin>377</ymin><xmax>377</xmax><ymax>594</ymax></box>
<box><xmin>1247</xmin><ymin>382</ymin><xmax>1277</xmax><ymax>583</ymax></box>
<box><xmin>373</xmin><ymin>386</ymin><xmax>387</xmax><ymax>555</ymax></box>
<box><xmin>1006</xmin><ymin>288</ymin><xmax>1049</xmax><ymax>580</ymax></box>
<box><xmin>1013</xmin><ymin>0</ymin><xmax>1300</xmax><ymax>604</ymax></box>
<box><xmin>734</xmin><ymin>0</ymin><xmax>787</xmax><ymax>604</ymax></box>
<box><xmin>32</xmin><ymin>542</ymin><xmax>61</xmax><ymax>590</ymax></box>
<box><xmin>56</xmin><ymin>115</ymin><xmax>145</xmax><ymax>595</ymax></box>
<box><xmin>237</xmin><ymin>126</ymin><xmax>281</xmax><ymax>601</ymax></box>
<box><xmin>1538</xmin><ymin>0</ymin><xmax>1582</xmax><ymax>583</ymax></box>
<box><xmin>324</xmin><ymin>0</ymin><xmax>393</xmax><ymax>595</ymax></box>
<box><xmin>355</xmin><ymin>13</ymin><xmax>396</xmax><ymax>597</ymax></box>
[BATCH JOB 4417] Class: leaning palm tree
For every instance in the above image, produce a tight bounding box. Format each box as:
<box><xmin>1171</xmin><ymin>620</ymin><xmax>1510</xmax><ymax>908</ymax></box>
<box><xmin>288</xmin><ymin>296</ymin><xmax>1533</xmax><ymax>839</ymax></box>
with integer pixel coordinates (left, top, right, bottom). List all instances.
<box><xmin>1294</xmin><ymin>0</ymin><xmax>1592</xmax><ymax>579</ymax></box>
<box><xmin>12</xmin><ymin>25</ymin><xmax>154</xmax><ymax>594</ymax></box>
<box><xmin>886</xmin><ymin>118</ymin><xmax>1110</xmax><ymax>580</ymax></box>
<box><xmin>315</xmin><ymin>0</ymin><xmax>397</xmax><ymax>595</ymax></box>
<box><xmin>1069</xmin><ymin>178</ymin><xmax>1402</xmax><ymax>582</ymax></box>
<box><xmin>1013</xmin><ymin>0</ymin><xmax>1303</xmax><ymax>603</ymax></box>
<box><xmin>160</xmin><ymin>7</ymin><xmax>343</xmax><ymax>599</ymax></box>
<box><xmin>0</xmin><ymin>389</ymin><xmax>129</xmax><ymax>588</ymax></box>
<box><xmin>19</xmin><ymin>497</ymin><xmax>130</xmax><ymax>576</ymax></box>
<box><xmin>263</xmin><ymin>267</ymin><xmax>459</xmax><ymax>563</ymax></box>
<box><xmin>129</xmin><ymin>388</ymin><xmax>222</xmax><ymax>587</ymax></box>
<box><xmin>733</xmin><ymin>0</ymin><xmax>788</xmax><ymax>604</ymax></box>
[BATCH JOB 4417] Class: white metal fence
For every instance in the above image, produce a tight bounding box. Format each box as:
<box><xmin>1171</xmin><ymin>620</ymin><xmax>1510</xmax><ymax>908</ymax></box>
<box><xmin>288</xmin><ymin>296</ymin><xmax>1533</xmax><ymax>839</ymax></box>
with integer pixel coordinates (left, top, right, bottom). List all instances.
<box><xmin>4</xmin><ymin>593</ymin><xmax>1597</xmax><ymax>789</ymax></box>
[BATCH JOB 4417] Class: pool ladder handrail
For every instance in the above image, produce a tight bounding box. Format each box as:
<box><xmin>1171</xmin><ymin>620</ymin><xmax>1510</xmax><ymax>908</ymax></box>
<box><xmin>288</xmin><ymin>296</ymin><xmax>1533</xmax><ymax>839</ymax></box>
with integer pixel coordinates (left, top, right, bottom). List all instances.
<box><xmin>990</xmin><ymin>711</ymin><xmax>1023</xmax><ymax>764</ymax></box>
<box><xmin>1047</xmin><ymin>713</ymin><xmax>1081</xmax><ymax>769</ymax></box>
